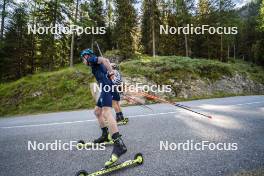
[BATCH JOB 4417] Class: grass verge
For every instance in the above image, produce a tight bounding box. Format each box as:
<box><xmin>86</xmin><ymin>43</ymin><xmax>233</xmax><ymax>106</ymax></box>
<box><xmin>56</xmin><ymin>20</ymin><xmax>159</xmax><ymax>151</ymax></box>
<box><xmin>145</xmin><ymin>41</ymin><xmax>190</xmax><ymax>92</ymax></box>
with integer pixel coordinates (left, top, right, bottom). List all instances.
<box><xmin>0</xmin><ymin>64</ymin><xmax>95</xmax><ymax>117</ymax></box>
<box><xmin>0</xmin><ymin>55</ymin><xmax>263</xmax><ymax>117</ymax></box>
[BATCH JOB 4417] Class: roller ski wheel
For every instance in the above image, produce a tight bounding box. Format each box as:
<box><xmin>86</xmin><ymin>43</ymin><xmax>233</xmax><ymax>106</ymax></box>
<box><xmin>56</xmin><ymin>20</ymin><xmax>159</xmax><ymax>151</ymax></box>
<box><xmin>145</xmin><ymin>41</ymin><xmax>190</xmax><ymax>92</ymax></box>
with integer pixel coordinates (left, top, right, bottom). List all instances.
<box><xmin>75</xmin><ymin>170</ymin><xmax>88</xmax><ymax>176</ymax></box>
<box><xmin>77</xmin><ymin>153</ymin><xmax>144</xmax><ymax>176</ymax></box>
<box><xmin>134</xmin><ymin>153</ymin><xmax>144</xmax><ymax>165</ymax></box>
<box><xmin>117</xmin><ymin>118</ymin><xmax>129</xmax><ymax>126</ymax></box>
<box><xmin>105</xmin><ymin>154</ymin><xmax>119</xmax><ymax>168</ymax></box>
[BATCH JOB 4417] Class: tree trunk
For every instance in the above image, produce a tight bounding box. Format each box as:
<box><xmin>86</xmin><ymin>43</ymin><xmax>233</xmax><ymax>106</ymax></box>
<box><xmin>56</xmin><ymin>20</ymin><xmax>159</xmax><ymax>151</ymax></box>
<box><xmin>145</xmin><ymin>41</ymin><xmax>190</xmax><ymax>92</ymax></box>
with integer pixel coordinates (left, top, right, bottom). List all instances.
<box><xmin>91</xmin><ymin>35</ymin><xmax>94</xmax><ymax>50</ymax></box>
<box><xmin>185</xmin><ymin>34</ymin><xmax>188</xmax><ymax>57</ymax></box>
<box><xmin>152</xmin><ymin>2</ymin><xmax>155</xmax><ymax>57</ymax></box>
<box><xmin>207</xmin><ymin>36</ymin><xmax>210</xmax><ymax>59</ymax></box>
<box><xmin>227</xmin><ymin>44</ymin><xmax>229</xmax><ymax>60</ymax></box>
<box><xmin>219</xmin><ymin>0</ymin><xmax>223</xmax><ymax>61</ymax></box>
<box><xmin>233</xmin><ymin>44</ymin><xmax>236</xmax><ymax>59</ymax></box>
<box><xmin>0</xmin><ymin>0</ymin><xmax>6</xmax><ymax>39</ymax></box>
<box><xmin>30</xmin><ymin>1</ymin><xmax>36</xmax><ymax>74</ymax></box>
<box><xmin>70</xmin><ymin>0</ymin><xmax>79</xmax><ymax>67</ymax></box>
<box><xmin>220</xmin><ymin>34</ymin><xmax>223</xmax><ymax>61</ymax></box>
<box><xmin>51</xmin><ymin>0</ymin><xmax>58</xmax><ymax>71</ymax></box>
<box><xmin>152</xmin><ymin>18</ymin><xmax>155</xmax><ymax>57</ymax></box>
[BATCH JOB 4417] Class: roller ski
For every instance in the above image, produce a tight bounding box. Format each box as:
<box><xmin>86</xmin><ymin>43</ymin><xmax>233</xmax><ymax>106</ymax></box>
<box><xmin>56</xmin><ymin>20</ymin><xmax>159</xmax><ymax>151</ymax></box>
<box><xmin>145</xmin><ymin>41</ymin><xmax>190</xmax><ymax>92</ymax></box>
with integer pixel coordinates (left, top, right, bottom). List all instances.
<box><xmin>76</xmin><ymin>153</ymin><xmax>143</xmax><ymax>176</ymax></box>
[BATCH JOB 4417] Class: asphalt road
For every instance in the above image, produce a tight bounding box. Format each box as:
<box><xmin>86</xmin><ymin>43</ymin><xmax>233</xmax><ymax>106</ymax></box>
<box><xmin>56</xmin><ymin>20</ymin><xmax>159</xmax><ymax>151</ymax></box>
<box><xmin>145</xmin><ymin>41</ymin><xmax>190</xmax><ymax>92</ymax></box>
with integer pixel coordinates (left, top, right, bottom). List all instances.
<box><xmin>0</xmin><ymin>96</ymin><xmax>264</xmax><ymax>176</ymax></box>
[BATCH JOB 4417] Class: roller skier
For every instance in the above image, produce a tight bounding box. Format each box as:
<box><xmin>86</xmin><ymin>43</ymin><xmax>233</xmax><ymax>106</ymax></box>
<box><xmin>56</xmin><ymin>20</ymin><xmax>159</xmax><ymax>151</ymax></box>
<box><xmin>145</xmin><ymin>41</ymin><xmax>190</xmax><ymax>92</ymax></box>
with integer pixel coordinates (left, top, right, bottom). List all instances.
<box><xmin>111</xmin><ymin>63</ymin><xmax>128</xmax><ymax>125</ymax></box>
<box><xmin>80</xmin><ymin>48</ymin><xmax>127</xmax><ymax>167</ymax></box>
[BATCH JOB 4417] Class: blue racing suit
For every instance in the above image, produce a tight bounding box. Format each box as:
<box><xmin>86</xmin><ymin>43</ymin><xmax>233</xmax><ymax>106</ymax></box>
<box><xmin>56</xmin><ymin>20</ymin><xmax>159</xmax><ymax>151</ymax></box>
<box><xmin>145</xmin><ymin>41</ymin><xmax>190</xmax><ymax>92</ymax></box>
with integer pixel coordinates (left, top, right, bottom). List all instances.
<box><xmin>87</xmin><ymin>56</ymin><xmax>120</xmax><ymax>107</ymax></box>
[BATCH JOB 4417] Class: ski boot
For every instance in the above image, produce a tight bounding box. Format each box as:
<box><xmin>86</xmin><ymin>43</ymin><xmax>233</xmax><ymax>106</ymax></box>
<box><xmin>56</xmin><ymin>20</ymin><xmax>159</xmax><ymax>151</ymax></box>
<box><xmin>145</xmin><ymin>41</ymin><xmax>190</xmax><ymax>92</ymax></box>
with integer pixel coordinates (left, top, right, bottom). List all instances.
<box><xmin>116</xmin><ymin>112</ymin><xmax>129</xmax><ymax>126</ymax></box>
<box><xmin>105</xmin><ymin>133</ymin><xmax>127</xmax><ymax>168</ymax></box>
<box><xmin>93</xmin><ymin>133</ymin><xmax>112</xmax><ymax>143</ymax></box>
<box><xmin>77</xmin><ymin>128</ymin><xmax>113</xmax><ymax>149</ymax></box>
<box><xmin>77</xmin><ymin>134</ymin><xmax>113</xmax><ymax>149</ymax></box>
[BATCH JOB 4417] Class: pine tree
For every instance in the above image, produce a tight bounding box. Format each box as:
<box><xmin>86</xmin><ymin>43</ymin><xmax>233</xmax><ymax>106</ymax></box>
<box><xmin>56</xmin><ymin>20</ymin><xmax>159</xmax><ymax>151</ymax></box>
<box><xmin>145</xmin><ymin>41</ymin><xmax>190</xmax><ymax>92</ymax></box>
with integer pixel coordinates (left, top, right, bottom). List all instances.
<box><xmin>114</xmin><ymin>0</ymin><xmax>137</xmax><ymax>59</ymax></box>
<box><xmin>32</xmin><ymin>0</ymin><xmax>71</xmax><ymax>70</ymax></box>
<box><xmin>1</xmin><ymin>5</ymin><xmax>31</xmax><ymax>80</ymax></box>
<box><xmin>1</xmin><ymin>0</ymin><xmax>9</xmax><ymax>39</ymax></box>
<box><xmin>77</xmin><ymin>0</ymin><xmax>108</xmax><ymax>55</ymax></box>
<box><xmin>237</xmin><ymin>0</ymin><xmax>262</xmax><ymax>63</ymax></box>
<box><xmin>217</xmin><ymin>0</ymin><xmax>236</xmax><ymax>61</ymax></box>
<box><xmin>259</xmin><ymin>0</ymin><xmax>264</xmax><ymax>30</ymax></box>
<box><xmin>175</xmin><ymin>0</ymin><xmax>194</xmax><ymax>56</ymax></box>
<box><xmin>158</xmin><ymin>0</ymin><xmax>178</xmax><ymax>55</ymax></box>
<box><xmin>141</xmin><ymin>0</ymin><xmax>161</xmax><ymax>56</ymax></box>
<box><xmin>252</xmin><ymin>0</ymin><xmax>264</xmax><ymax>65</ymax></box>
<box><xmin>105</xmin><ymin>0</ymin><xmax>114</xmax><ymax>50</ymax></box>
<box><xmin>193</xmin><ymin>0</ymin><xmax>217</xmax><ymax>59</ymax></box>
<box><xmin>1</xmin><ymin>0</ymin><xmax>17</xmax><ymax>39</ymax></box>
<box><xmin>88</xmin><ymin>0</ymin><xmax>106</xmax><ymax>53</ymax></box>
<box><xmin>159</xmin><ymin>0</ymin><xmax>194</xmax><ymax>56</ymax></box>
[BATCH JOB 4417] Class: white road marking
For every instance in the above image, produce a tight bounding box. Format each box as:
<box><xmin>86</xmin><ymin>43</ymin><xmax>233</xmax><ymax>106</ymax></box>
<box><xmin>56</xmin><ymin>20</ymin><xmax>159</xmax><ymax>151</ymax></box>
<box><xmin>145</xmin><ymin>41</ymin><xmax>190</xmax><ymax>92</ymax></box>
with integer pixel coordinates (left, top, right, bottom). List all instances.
<box><xmin>0</xmin><ymin>119</ymin><xmax>96</xmax><ymax>129</ymax></box>
<box><xmin>233</xmin><ymin>101</ymin><xmax>264</xmax><ymax>106</ymax></box>
<box><xmin>0</xmin><ymin>100</ymin><xmax>263</xmax><ymax>129</ymax></box>
<box><xmin>0</xmin><ymin>111</ymin><xmax>179</xmax><ymax>129</ymax></box>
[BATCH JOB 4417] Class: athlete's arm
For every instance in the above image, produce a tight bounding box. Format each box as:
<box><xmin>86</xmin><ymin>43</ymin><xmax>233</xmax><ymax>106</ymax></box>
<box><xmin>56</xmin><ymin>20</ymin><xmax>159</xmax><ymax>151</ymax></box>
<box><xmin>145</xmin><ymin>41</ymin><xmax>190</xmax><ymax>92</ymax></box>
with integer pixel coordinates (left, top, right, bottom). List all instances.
<box><xmin>97</xmin><ymin>57</ymin><xmax>114</xmax><ymax>74</ymax></box>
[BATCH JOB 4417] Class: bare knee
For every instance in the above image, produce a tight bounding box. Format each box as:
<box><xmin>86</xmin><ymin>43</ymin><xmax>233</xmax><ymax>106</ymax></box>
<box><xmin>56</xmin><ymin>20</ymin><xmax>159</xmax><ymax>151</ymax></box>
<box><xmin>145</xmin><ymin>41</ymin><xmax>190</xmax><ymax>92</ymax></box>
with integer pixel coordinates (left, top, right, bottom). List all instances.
<box><xmin>102</xmin><ymin>107</ymin><xmax>112</xmax><ymax>117</ymax></box>
<box><xmin>94</xmin><ymin>107</ymin><xmax>102</xmax><ymax>118</ymax></box>
<box><xmin>112</xmin><ymin>101</ymin><xmax>118</xmax><ymax>112</ymax></box>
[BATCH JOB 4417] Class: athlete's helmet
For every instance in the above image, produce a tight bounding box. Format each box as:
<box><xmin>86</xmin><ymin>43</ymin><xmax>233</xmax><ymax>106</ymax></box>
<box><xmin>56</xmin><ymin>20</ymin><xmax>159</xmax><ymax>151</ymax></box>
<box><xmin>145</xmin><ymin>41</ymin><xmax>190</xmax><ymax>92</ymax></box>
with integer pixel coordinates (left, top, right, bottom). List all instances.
<box><xmin>80</xmin><ymin>48</ymin><xmax>95</xmax><ymax>58</ymax></box>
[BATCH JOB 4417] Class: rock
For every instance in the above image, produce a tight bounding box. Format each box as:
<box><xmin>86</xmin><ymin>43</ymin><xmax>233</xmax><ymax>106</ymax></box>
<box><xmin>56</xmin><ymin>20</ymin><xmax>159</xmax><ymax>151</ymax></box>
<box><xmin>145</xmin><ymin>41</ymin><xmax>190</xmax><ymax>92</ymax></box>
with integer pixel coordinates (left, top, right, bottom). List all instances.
<box><xmin>122</xmin><ymin>72</ymin><xmax>264</xmax><ymax>103</ymax></box>
<box><xmin>32</xmin><ymin>91</ymin><xmax>42</xmax><ymax>97</ymax></box>
<box><xmin>176</xmin><ymin>72</ymin><xmax>264</xmax><ymax>98</ymax></box>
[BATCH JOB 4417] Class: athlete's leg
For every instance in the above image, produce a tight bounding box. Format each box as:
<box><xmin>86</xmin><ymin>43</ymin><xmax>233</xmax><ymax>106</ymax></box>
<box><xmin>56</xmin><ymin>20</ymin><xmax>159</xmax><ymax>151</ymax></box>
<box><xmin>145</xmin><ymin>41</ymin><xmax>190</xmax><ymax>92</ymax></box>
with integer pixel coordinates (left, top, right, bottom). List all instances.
<box><xmin>104</xmin><ymin>107</ymin><xmax>127</xmax><ymax>167</ymax></box>
<box><xmin>94</xmin><ymin>106</ymin><xmax>105</xmax><ymax>128</ymax></box>
<box><xmin>93</xmin><ymin>95</ymin><xmax>111</xmax><ymax>143</ymax></box>
<box><xmin>102</xmin><ymin>107</ymin><xmax>118</xmax><ymax>134</ymax></box>
<box><xmin>101</xmin><ymin>90</ymin><xmax>127</xmax><ymax>167</ymax></box>
<box><xmin>112</xmin><ymin>100</ymin><xmax>122</xmax><ymax>114</ymax></box>
<box><xmin>112</xmin><ymin>91</ymin><xmax>125</xmax><ymax>122</ymax></box>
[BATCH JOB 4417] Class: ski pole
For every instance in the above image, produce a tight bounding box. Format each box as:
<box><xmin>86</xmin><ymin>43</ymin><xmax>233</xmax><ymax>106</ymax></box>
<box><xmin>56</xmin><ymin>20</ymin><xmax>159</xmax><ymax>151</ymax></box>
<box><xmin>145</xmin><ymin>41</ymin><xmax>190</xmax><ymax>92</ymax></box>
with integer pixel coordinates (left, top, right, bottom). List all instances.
<box><xmin>123</xmin><ymin>94</ymin><xmax>153</xmax><ymax>111</ymax></box>
<box><xmin>141</xmin><ymin>91</ymin><xmax>212</xmax><ymax>119</ymax></box>
<box><xmin>144</xmin><ymin>92</ymin><xmax>211</xmax><ymax>118</ymax></box>
<box><xmin>174</xmin><ymin>103</ymin><xmax>212</xmax><ymax>119</ymax></box>
<box><xmin>124</xmin><ymin>86</ymin><xmax>212</xmax><ymax>119</ymax></box>
<box><xmin>175</xmin><ymin>103</ymin><xmax>191</xmax><ymax>109</ymax></box>
<box><xmin>95</xmin><ymin>41</ymin><xmax>103</xmax><ymax>57</ymax></box>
